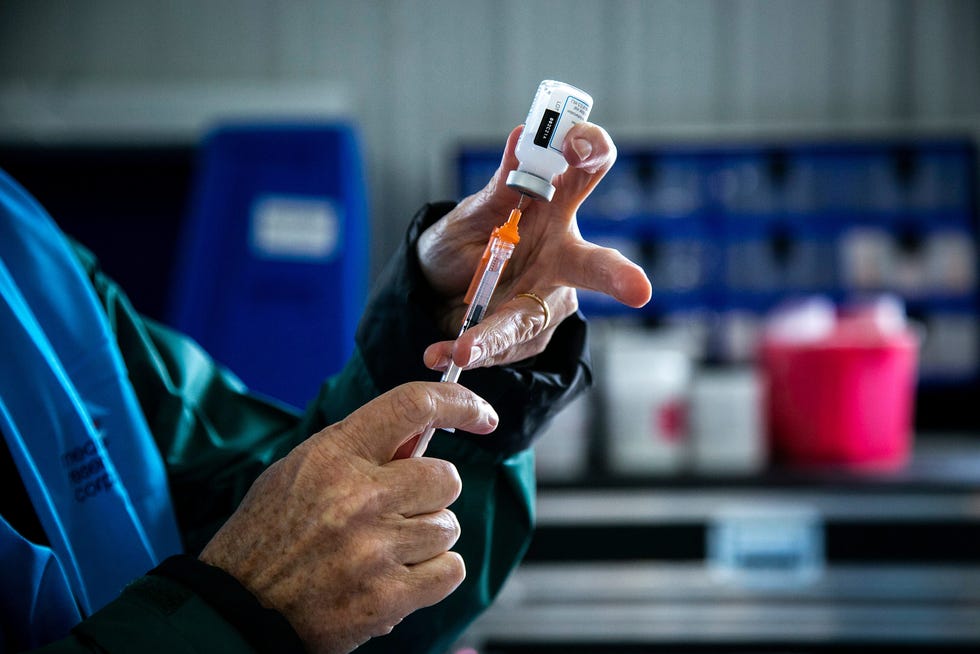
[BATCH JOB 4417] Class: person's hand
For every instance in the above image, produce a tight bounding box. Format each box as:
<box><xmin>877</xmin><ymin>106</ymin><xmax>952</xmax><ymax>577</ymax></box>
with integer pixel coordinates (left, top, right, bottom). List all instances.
<box><xmin>419</xmin><ymin>122</ymin><xmax>652</xmax><ymax>372</ymax></box>
<box><xmin>199</xmin><ymin>382</ymin><xmax>499</xmax><ymax>654</ymax></box>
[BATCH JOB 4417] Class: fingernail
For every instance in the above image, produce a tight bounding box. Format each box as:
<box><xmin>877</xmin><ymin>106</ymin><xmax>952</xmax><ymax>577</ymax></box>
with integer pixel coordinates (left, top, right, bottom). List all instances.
<box><xmin>481</xmin><ymin>402</ymin><xmax>499</xmax><ymax>429</ymax></box>
<box><xmin>468</xmin><ymin>346</ymin><xmax>483</xmax><ymax>366</ymax></box>
<box><xmin>571</xmin><ymin>137</ymin><xmax>592</xmax><ymax>162</ymax></box>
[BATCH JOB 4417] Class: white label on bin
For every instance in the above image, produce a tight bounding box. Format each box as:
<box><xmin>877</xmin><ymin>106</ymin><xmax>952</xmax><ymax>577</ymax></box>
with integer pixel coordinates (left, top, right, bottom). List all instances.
<box><xmin>250</xmin><ymin>195</ymin><xmax>339</xmax><ymax>261</ymax></box>
<box><xmin>708</xmin><ymin>505</ymin><xmax>824</xmax><ymax>589</ymax></box>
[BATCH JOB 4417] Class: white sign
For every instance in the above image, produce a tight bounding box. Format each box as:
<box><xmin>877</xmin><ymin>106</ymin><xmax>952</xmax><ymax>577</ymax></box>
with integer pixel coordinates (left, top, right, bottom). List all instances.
<box><xmin>250</xmin><ymin>195</ymin><xmax>340</xmax><ymax>261</ymax></box>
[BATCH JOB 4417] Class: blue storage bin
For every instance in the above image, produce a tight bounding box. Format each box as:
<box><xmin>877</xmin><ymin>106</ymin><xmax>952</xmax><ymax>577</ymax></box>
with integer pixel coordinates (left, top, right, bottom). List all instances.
<box><xmin>711</xmin><ymin>148</ymin><xmax>835</xmax><ymax>312</ymax></box>
<box><xmin>580</xmin><ymin>150</ymin><xmax>648</xmax><ymax>222</ymax></box>
<box><xmin>638</xmin><ymin>150</ymin><xmax>708</xmax><ymax>218</ymax></box>
<box><xmin>168</xmin><ymin>123</ymin><xmax>369</xmax><ymax>409</ymax></box>
<box><xmin>643</xmin><ymin>226</ymin><xmax>715</xmax><ymax>314</ymax></box>
<box><xmin>832</xmin><ymin>142</ymin><xmax>978</xmax><ymax>304</ymax></box>
<box><xmin>711</xmin><ymin>146</ymin><xmax>819</xmax><ymax>216</ymax></box>
<box><xmin>456</xmin><ymin>147</ymin><xmax>500</xmax><ymax>199</ymax></box>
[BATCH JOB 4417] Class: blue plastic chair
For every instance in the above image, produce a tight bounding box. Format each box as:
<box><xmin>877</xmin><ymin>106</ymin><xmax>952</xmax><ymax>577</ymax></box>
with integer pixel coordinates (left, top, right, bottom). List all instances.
<box><xmin>168</xmin><ymin>123</ymin><xmax>369</xmax><ymax>409</ymax></box>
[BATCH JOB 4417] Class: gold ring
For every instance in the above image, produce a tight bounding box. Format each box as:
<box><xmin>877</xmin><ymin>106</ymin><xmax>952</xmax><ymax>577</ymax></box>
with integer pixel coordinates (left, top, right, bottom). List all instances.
<box><xmin>516</xmin><ymin>292</ymin><xmax>551</xmax><ymax>331</ymax></box>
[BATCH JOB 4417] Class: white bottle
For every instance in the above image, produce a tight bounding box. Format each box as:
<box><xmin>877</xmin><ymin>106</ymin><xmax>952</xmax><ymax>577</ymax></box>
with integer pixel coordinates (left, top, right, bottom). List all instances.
<box><xmin>506</xmin><ymin>80</ymin><xmax>594</xmax><ymax>202</ymax></box>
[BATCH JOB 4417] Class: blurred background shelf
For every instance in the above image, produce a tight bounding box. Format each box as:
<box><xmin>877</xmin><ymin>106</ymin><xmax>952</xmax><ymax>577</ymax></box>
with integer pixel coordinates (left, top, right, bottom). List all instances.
<box><xmin>458</xmin><ymin>436</ymin><xmax>980</xmax><ymax>653</ymax></box>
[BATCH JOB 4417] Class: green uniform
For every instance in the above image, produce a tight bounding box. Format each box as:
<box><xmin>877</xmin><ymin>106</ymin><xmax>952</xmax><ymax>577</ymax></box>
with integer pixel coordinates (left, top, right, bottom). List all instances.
<box><xmin>27</xmin><ymin>202</ymin><xmax>590</xmax><ymax>653</ymax></box>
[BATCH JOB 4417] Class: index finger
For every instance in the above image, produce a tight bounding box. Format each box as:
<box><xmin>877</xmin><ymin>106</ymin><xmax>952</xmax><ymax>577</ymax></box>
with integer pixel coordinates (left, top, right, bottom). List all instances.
<box><xmin>333</xmin><ymin>381</ymin><xmax>499</xmax><ymax>464</ymax></box>
<box><xmin>551</xmin><ymin>122</ymin><xmax>617</xmax><ymax>210</ymax></box>
<box><xmin>383</xmin><ymin>457</ymin><xmax>463</xmax><ymax>517</ymax></box>
<box><xmin>445</xmin><ymin>290</ymin><xmax>572</xmax><ymax>369</ymax></box>
<box><xmin>562</xmin><ymin>122</ymin><xmax>617</xmax><ymax>176</ymax></box>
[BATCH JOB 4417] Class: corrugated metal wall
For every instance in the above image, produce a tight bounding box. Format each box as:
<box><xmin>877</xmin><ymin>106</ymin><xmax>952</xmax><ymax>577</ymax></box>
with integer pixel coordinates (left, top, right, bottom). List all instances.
<box><xmin>1</xmin><ymin>0</ymin><xmax>978</xmax><ymax>273</ymax></box>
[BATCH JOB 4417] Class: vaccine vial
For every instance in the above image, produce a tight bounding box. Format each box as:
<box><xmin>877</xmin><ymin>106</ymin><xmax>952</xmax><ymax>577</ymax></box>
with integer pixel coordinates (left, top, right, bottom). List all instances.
<box><xmin>506</xmin><ymin>80</ymin><xmax>594</xmax><ymax>202</ymax></box>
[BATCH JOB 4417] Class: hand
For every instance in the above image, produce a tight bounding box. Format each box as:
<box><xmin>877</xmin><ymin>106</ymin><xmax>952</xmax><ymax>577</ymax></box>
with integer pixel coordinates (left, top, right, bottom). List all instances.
<box><xmin>199</xmin><ymin>382</ymin><xmax>499</xmax><ymax>654</ymax></box>
<box><xmin>419</xmin><ymin>122</ymin><xmax>652</xmax><ymax>372</ymax></box>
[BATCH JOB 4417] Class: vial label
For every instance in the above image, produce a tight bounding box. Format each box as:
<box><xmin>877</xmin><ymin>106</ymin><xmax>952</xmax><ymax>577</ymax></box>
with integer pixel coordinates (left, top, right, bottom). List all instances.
<box><xmin>533</xmin><ymin>109</ymin><xmax>560</xmax><ymax>148</ymax></box>
<box><xmin>533</xmin><ymin>94</ymin><xmax>591</xmax><ymax>154</ymax></box>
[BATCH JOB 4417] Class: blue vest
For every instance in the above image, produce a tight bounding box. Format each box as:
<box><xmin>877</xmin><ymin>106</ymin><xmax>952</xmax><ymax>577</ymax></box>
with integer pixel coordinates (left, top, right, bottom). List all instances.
<box><xmin>0</xmin><ymin>169</ymin><xmax>181</xmax><ymax>650</ymax></box>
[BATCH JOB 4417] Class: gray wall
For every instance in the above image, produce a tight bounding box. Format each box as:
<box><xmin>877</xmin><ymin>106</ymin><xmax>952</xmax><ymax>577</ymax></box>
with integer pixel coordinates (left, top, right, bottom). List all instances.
<box><xmin>2</xmin><ymin>0</ymin><xmax>979</xmax><ymax>277</ymax></box>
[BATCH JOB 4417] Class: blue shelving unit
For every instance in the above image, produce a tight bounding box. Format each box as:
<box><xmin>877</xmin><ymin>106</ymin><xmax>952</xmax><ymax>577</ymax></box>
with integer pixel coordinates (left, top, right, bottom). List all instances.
<box><xmin>456</xmin><ymin>137</ymin><xmax>979</xmax><ymax>386</ymax></box>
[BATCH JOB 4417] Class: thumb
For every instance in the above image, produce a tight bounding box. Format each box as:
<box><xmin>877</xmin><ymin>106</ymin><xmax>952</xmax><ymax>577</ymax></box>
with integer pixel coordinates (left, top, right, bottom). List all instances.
<box><xmin>331</xmin><ymin>382</ymin><xmax>499</xmax><ymax>464</ymax></box>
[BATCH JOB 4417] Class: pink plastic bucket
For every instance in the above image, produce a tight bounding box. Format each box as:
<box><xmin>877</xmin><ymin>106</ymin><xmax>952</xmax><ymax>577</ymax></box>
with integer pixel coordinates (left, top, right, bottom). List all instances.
<box><xmin>761</xmin><ymin>328</ymin><xmax>918</xmax><ymax>469</ymax></box>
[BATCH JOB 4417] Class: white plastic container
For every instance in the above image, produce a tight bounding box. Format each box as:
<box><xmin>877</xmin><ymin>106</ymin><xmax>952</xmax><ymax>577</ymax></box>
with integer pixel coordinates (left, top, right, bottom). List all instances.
<box><xmin>533</xmin><ymin>390</ymin><xmax>592</xmax><ymax>482</ymax></box>
<box><xmin>601</xmin><ymin>327</ymin><xmax>692</xmax><ymax>475</ymax></box>
<box><xmin>507</xmin><ymin>80</ymin><xmax>593</xmax><ymax>202</ymax></box>
<box><xmin>689</xmin><ymin>367</ymin><xmax>767</xmax><ymax>475</ymax></box>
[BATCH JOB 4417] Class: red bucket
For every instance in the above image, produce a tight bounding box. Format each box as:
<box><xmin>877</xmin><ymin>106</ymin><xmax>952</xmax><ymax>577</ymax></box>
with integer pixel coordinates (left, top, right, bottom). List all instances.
<box><xmin>761</xmin><ymin>324</ymin><xmax>918</xmax><ymax>469</ymax></box>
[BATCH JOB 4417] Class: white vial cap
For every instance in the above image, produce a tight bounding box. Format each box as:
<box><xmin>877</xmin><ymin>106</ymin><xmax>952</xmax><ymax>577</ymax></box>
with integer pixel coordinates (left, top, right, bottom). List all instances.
<box><xmin>506</xmin><ymin>169</ymin><xmax>556</xmax><ymax>202</ymax></box>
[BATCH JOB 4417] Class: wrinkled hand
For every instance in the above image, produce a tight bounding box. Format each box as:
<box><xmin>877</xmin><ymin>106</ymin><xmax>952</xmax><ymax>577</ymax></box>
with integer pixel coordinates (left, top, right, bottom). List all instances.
<box><xmin>419</xmin><ymin>122</ymin><xmax>652</xmax><ymax>372</ymax></box>
<box><xmin>199</xmin><ymin>382</ymin><xmax>499</xmax><ymax>654</ymax></box>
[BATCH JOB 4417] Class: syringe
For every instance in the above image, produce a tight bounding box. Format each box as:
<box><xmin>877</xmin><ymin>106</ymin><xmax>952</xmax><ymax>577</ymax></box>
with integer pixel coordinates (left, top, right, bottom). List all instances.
<box><xmin>411</xmin><ymin>197</ymin><xmax>526</xmax><ymax>457</ymax></box>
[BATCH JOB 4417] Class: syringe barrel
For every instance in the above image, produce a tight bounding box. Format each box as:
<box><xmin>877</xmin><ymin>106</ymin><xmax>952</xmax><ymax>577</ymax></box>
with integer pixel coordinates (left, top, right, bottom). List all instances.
<box><xmin>464</xmin><ymin>236</ymin><xmax>515</xmax><ymax>304</ymax></box>
<box><xmin>469</xmin><ymin>238</ymin><xmax>514</xmax><ymax>309</ymax></box>
<box><xmin>415</xmin><ymin>216</ymin><xmax>518</xmax><ymax>458</ymax></box>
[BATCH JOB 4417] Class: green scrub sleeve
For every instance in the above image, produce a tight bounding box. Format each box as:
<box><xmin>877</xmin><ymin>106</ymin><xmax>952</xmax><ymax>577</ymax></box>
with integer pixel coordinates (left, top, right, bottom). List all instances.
<box><xmin>33</xmin><ymin>576</ymin><xmax>256</xmax><ymax>654</ymax></box>
<box><xmin>36</xmin><ymin>559</ymin><xmax>304</xmax><ymax>654</ymax></box>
